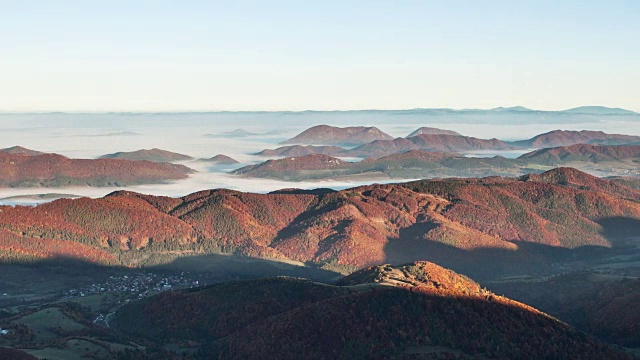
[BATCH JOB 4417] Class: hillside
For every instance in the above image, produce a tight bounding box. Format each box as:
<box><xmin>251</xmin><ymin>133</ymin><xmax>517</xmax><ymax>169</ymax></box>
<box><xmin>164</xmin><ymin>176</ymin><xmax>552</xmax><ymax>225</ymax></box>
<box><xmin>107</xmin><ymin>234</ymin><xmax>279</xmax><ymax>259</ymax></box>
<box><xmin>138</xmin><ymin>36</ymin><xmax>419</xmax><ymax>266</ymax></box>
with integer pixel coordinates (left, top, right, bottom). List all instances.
<box><xmin>0</xmin><ymin>146</ymin><xmax>44</xmax><ymax>156</ymax></box>
<box><xmin>99</xmin><ymin>148</ymin><xmax>193</xmax><ymax>162</ymax></box>
<box><xmin>199</xmin><ymin>154</ymin><xmax>239</xmax><ymax>165</ymax></box>
<box><xmin>343</xmin><ymin>134</ymin><xmax>515</xmax><ymax>158</ymax></box>
<box><xmin>519</xmin><ymin>144</ymin><xmax>640</xmax><ymax>165</ymax></box>
<box><xmin>406</xmin><ymin>127</ymin><xmax>461</xmax><ymax>137</ymax></box>
<box><xmin>112</xmin><ymin>262</ymin><xmax>631</xmax><ymax>359</ymax></box>
<box><xmin>255</xmin><ymin>145</ymin><xmax>346</xmax><ymax>157</ymax></box>
<box><xmin>518</xmin><ymin>167</ymin><xmax>640</xmax><ymax>200</ymax></box>
<box><xmin>233</xmin><ymin>154</ymin><xmax>351</xmax><ymax>180</ymax></box>
<box><xmin>512</xmin><ymin>130</ymin><xmax>640</xmax><ymax>148</ymax></box>
<box><xmin>280</xmin><ymin>125</ymin><xmax>394</xmax><ymax>146</ymax></box>
<box><xmin>488</xmin><ymin>271</ymin><xmax>640</xmax><ymax>348</ymax></box>
<box><xmin>234</xmin><ymin>150</ymin><xmax>528</xmax><ymax>181</ymax></box>
<box><xmin>0</xmin><ymin>152</ymin><xmax>194</xmax><ymax>187</ymax></box>
<box><xmin>0</xmin><ymin>348</ymin><xmax>37</xmax><ymax>360</ymax></box>
<box><xmin>1</xmin><ymin>168</ymin><xmax>639</xmax><ymax>279</ymax></box>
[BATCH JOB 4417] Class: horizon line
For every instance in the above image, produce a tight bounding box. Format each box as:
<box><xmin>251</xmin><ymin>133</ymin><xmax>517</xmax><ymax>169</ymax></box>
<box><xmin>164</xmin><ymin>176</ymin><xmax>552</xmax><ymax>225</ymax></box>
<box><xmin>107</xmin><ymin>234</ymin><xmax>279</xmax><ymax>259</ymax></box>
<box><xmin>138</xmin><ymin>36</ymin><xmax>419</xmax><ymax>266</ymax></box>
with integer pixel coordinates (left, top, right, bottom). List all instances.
<box><xmin>0</xmin><ymin>105</ymin><xmax>638</xmax><ymax>115</ymax></box>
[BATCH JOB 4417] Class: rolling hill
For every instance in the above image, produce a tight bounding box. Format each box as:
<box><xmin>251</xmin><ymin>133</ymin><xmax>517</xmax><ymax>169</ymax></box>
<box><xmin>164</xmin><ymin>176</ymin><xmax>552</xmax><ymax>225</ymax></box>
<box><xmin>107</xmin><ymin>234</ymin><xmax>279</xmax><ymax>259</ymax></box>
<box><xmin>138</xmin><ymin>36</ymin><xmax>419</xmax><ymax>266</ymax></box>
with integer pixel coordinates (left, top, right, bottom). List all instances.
<box><xmin>280</xmin><ymin>125</ymin><xmax>394</xmax><ymax>146</ymax></box>
<box><xmin>0</xmin><ymin>146</ymin><xmax>45</xmax><ymax>156</ymax></box>
<box><xmin>406</xmin><ymin>127</ymin><xmax>461</xmax><ymax>137</ymax></box>
<box><xmin>112</xmin><ymin>262</ymin><xmax>632</xmax><ymax>359</ymax></box>
<box><xmin>255</xmin><ymin>145</ymin><xmax>347</xmax><ymax>157</ymax></box>
<box><xmin>342</xmin><ymin>134</ymin><xmax>515</xmax><ymax>158</ymax></box>
<box><xmin>199</xmin><ymin>154</ymin><xmax>239</xmax><ymax>165</ymax></box>
<box><xmin>234</xmin><ymin>150</ymin><xmax>528</xmax><ymax>181</ymax></box>
<box><xmin>0</xmin><ymin>152</ymin><xmax>194</xmax><ymax>187</ymax></box>
<box><xmin>512</xmin><ymin>130</ymin><xmax>640</xmax><ymax>148</ymax></box>
<box><xmin>1</xmin><ymin>168</ymin><xmax>639</xmax><ymax>279</ymax></box>
<box><xmin>518</xmin><ymin>144</ymin><xmax>640</xmax><ymax>165</ymax></box>
<box><xmin>99</xmin><ymin>148</ymin><xmax>193</xmax><ymax>162</ymax></box>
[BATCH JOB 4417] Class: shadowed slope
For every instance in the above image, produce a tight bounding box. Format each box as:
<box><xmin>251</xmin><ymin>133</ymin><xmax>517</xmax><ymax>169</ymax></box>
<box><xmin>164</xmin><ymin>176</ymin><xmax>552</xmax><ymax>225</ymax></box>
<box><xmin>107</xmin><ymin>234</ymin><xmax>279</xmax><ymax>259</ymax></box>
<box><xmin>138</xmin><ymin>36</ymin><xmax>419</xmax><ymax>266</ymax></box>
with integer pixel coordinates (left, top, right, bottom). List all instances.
<box><xmin>113</xmin><ymin>262</ymin><xmax>632</xmax><ymax>359</ymax></box>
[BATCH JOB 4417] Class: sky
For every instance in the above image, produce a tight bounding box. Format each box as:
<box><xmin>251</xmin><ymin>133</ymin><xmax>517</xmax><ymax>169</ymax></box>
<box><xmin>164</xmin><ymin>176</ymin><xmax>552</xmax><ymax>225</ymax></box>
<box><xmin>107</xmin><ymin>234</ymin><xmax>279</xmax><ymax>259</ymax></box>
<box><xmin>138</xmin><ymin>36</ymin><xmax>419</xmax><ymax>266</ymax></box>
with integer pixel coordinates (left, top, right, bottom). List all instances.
<box><xmin>1</xmin><ymin>0</ymin><xmax>639</xmax><ymax>112</ymax></box>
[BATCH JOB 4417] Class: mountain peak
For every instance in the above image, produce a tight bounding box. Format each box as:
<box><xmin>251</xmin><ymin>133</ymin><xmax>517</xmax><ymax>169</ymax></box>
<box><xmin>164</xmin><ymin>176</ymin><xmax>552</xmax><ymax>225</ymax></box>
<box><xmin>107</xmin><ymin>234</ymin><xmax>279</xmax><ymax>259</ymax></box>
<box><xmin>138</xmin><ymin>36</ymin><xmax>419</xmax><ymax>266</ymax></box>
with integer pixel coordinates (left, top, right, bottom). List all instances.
<box><xmin>337</xmin><ymin>261</ymin><xmax>484</xmax><ymax>294</ymax></box>
<box><xmin>0</xmin><ymin>146</ymin><xmax>45</xmax><ymax>156</ymax></box>
<box><xmin>100</xmin><ymin>148</ymin><xmax>193</xmax><ymax>162</ymax></box>
<box><xmin>200</xmin><ymin>154</ymin><xmax>239</xmax><ymax>164</ymax></box>
<box><xmin>406</xmin><ymin>127</ymin><xmax>461</xmax><ymax>137</ymax></box>
<box><xmin>280</xmin><ymin>125</ymin><xmax>394</xmax><ymax>146</ymax></box>
<box><xmin>521</xmin><ymin>167</ymin><xmax>598</xmax><ymax>184</ymax></box>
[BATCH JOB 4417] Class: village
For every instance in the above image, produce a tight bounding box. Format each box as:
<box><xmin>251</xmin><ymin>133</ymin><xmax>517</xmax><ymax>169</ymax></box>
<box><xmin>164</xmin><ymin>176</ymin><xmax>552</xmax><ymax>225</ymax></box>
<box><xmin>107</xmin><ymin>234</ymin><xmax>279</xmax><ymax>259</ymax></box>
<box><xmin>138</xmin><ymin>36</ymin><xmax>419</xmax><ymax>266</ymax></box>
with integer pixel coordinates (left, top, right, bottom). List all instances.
<box><xmin>61</xmin><ymin>271</ymin><xmax>203</xmax><ymax>301</ymax></box>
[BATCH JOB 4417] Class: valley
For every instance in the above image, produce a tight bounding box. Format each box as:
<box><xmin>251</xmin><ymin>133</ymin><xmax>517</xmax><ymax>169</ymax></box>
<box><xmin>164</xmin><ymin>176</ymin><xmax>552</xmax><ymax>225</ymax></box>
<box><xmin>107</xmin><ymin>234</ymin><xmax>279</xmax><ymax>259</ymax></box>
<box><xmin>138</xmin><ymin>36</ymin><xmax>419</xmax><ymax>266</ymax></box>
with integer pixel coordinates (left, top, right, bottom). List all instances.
<box><xmin>2</xmin><ymin>109</ymin><xmax>640</xmax><ymax>359</ymax></box>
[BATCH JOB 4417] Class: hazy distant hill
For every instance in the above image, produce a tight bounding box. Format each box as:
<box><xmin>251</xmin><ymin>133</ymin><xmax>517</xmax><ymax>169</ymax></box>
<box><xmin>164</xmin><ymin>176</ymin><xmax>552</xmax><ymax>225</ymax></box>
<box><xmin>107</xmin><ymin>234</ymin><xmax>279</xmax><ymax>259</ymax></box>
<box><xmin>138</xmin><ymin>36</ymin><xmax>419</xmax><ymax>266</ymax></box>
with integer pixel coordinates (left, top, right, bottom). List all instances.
<box><xmin>89</xmin><ymin>131</ymin><xmax>142</xmax><ymax>137</ymax></box>
<box><xmin>99</xmin><ymin>148</ymin><xmax>193</xmax><ymax>162</ymax></box>
<box><xmin>280</xmin><ymin>125</ymin><xmax>394</xmax><ymax>146</ymax></box>
<box><xmin>491</xmin><ymin>106</ymin><xmax>534</xmax><ymax>112</ymax></box>
<box><xmin>562</xmin><ymin>106</ymin><xmax>639</xmax><ymax>115</ymax></box>
<box><xmin>204</xmin><ymin>128</ymin><xmax>261</xmax><ymax>138</ymax></box>
<box><xmin>199</xmin><ymin>154</ymin><xmax>239</xmax><ymax>165</ymax></box>
<box><xmin>112</xmin><ymin>262</ymin><xmax>631</xmax><ymax>359</ymax></box>
<box><xmin>511</xmin><ymin>130</ymin><xmax>640</xmax><ymax>148</ymax></box>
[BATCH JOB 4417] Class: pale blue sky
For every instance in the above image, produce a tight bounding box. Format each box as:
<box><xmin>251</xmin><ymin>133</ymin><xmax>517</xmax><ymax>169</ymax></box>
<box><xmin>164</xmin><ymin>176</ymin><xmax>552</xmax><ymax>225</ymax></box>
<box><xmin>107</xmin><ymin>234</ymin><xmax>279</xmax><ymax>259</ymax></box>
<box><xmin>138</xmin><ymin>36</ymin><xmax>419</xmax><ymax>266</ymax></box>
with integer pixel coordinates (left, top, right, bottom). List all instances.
<box><xmin>1</xmin><ymin>1</ymin><xmax>638</xmax><ymax>111</ymax></box>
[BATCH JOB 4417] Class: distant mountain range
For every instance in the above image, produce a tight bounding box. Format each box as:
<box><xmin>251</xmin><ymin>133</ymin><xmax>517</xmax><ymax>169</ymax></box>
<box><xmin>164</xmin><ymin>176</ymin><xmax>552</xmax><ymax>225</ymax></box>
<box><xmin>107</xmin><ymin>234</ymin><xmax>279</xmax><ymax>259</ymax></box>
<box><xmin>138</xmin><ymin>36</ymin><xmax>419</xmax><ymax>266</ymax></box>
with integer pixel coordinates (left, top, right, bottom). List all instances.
<box><xmin>237</xmin><ymin>143</ymin><xmax>640</xmax><ymax>182</ymax></box>
<box><xmin>274</xmin><ymin>127</ymin><xmax>640</xmax><ymax>156</ymax></box>
<box><xmin>5</xmin><ymin>105</ymin><xmax>636</xmax><ymax>116</ymax></box>
<box><xmin>561</xmin><ymin>106</ymin><xmax>639</xmax><ymax>115</ymax></box>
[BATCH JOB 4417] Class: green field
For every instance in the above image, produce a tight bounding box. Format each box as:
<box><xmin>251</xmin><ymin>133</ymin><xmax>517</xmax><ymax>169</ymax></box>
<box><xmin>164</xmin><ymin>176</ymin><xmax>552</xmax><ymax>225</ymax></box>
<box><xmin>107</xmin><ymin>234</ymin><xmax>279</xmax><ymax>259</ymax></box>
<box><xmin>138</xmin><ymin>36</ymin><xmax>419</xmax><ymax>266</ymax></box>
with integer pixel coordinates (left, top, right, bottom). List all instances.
<box><xmin>14</xmin><ymin>307</ymin><xmax>86</xmax><ymax>342</ymax></box>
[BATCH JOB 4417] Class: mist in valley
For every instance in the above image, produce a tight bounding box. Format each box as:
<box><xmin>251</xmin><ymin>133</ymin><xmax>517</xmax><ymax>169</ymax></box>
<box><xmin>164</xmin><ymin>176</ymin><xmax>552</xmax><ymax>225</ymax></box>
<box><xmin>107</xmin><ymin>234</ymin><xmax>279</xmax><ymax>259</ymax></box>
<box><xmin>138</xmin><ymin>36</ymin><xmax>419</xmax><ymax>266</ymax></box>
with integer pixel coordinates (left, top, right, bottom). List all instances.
<box><xmin>1</xmin><ymin>110</ymin><xmax>639</xmax><ymax>205</ymax></box>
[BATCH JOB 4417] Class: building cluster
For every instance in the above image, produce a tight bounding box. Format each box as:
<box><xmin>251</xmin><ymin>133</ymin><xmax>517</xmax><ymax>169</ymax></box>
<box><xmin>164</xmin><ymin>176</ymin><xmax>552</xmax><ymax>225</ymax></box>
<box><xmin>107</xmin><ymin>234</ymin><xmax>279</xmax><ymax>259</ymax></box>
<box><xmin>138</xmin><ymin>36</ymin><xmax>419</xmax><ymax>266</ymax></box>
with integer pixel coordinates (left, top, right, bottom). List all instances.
<box><xmin>62</xmin><ymin>272</ymin><xmax>201</xmax><ymax>300</ymax></box>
